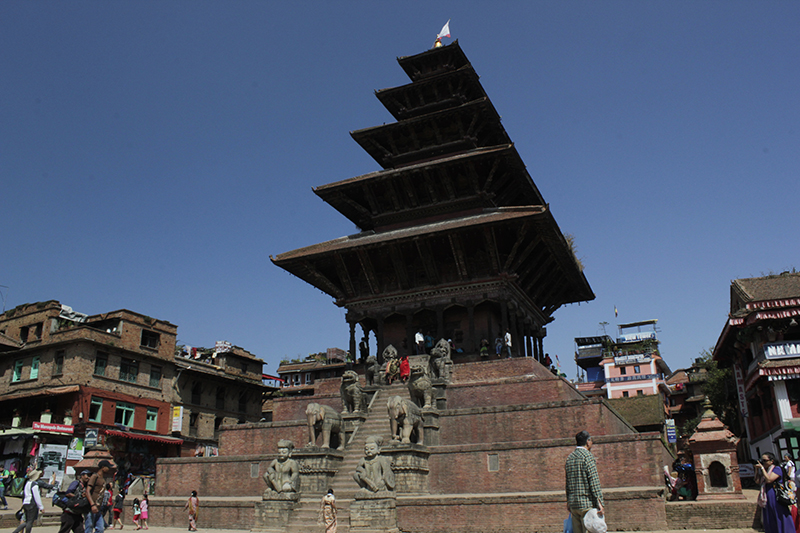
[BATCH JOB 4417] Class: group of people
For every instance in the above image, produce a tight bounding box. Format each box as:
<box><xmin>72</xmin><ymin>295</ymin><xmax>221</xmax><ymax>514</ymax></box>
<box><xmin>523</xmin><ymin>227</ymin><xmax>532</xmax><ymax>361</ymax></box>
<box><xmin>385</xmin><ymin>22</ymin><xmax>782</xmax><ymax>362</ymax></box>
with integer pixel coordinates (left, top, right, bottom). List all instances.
<box><xmin>478</xmin><ymin>330</ymin><xmax>514</xmax><ymax>358</ymax></box>
<box><xmin>3</xmin><ymin>459</ymin><xmax>199</xmax><ymax>533</ymax></box>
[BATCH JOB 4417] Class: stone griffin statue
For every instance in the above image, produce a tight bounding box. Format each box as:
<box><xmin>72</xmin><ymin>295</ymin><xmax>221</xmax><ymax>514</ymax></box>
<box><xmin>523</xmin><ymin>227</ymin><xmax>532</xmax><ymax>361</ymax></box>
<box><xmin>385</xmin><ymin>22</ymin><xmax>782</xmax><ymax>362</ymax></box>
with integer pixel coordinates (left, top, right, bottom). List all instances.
<box><xmin>387</xmin><ymin>395</ymin><xmax>424</xmax><ymax>445</ymax></box>
<box><xmin>365</xmin><ymin>354</ymin><xmax>380</xmax><ymax>386</ymax></box>
<box><xmin>263</xmin><ymin>439</ymin><xmax>300</xmax><ymax>498</ymax></box>
<box><xmin>407</xmin><ymin>364</ymin><xmax>434</xmax><ymax>409</ymax></box>
<box><xmin>429</xmin><ymin>338</ymin><xmax>454</xmax><ymax>382</ymax></box>
<box><xmin>305</xmin><ymin>402</ymin><xmax>344</xmax><ymax>450</ymax></box>
<box><xmin>353</xmin><ymin>435</ymin><xmax>395</xmax><ymax>495</ymax></box>
<box><xmin>340</xmin><ymin>370</ymin><xmax>367</xmax><ymax>413</ymax></box>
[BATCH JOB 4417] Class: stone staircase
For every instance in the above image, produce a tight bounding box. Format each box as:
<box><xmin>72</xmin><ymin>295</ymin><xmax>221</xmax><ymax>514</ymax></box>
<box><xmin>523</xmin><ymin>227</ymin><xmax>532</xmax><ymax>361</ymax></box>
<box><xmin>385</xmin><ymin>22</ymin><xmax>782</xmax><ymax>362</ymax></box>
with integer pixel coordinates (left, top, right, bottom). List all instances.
<box><xmin>282</xmin><ymin>382</ymin><xmax>412</xmax><ymax>533</ymax></box>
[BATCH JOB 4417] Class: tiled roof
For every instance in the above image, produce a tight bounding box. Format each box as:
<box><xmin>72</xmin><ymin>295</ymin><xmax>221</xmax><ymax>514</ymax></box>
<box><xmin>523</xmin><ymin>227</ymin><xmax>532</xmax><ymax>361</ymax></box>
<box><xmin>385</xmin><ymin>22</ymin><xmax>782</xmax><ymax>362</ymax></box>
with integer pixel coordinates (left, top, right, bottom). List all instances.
<box><xmin>733</xmin><ymin>272</ymin><xmax>800</xmax><ymax>305</ymax></box>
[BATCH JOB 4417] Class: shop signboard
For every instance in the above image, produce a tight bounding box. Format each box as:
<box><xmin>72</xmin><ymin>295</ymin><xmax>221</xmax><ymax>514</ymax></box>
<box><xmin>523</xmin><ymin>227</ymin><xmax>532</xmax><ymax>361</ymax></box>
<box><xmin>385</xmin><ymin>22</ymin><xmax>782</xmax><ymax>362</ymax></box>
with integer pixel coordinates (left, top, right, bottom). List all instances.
<box><xmin>665</xmin><ymin>419</ymin><xmax>677</xmax><ymax>443</ymax></box>
<box><xmin>172</xmin><ymin>406</ymin><xmax>184</xmax><ymax>432</ymax></box>
<box><xmin>85</xmin><ymin>428</ymin><xmax>99</xmax><ymax>448</ymax></box>
<box><xmin>39</xmin><ymin>443</ymin><xmax>68</xmax><ymax>488</ymax></box>
<box><xmin>66</xmin><ymin>437</ymin><xmax>84</xmax><ymax>460</ymax></box>
<box><xmin>33</xmin><ymin>422</ymin><xmax>74</xmax><ymax>434</ymax></box>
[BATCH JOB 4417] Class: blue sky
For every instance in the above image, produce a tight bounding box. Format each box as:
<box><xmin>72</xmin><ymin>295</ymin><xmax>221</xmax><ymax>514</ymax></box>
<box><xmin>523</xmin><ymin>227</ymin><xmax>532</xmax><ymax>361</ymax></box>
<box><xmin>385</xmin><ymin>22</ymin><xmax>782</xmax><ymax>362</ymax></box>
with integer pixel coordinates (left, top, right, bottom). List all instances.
<box><xmin>2</xmin><ymin>1</ymin><xmax>798</xmax><ymax>378</ymax></box>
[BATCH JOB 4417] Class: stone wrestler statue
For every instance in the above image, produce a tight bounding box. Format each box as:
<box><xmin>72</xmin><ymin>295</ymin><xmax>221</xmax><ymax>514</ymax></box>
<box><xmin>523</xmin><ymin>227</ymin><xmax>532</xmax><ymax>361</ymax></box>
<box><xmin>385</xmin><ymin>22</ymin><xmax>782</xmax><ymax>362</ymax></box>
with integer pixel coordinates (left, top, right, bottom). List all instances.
<box><xmin>353</xmin><ymin>436</ymin><xmax>395</xmax><ymax>494</ymax></box>
<box><xmin>263</xmin><ymin>439</ymin><xmax>300</xmax><ymax>495</ymax></box>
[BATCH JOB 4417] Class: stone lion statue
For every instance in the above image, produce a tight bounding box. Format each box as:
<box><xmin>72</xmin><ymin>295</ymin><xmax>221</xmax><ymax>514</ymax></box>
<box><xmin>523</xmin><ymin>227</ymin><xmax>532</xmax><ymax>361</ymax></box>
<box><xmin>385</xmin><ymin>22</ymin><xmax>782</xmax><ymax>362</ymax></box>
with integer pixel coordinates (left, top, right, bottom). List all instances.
<box><xmin>429</xmin><ymin>338</ymin><xmax>454</xmax><ymax>382</ymax></box>
<box><xmin>305</xmin><ymin>402</ymin><xmax>344</xmax><ymax>450</ymax></box>
<box><xmin>365</xmin><ymin>355</ymin><xmax>380</xmax><ymax>386</ymax></box>
<box><xmin>407</xmin><ymin>364</ymin><xmax>434</xmax><ymax>409</ymax></box>
<box><xmin>340</xmin><ymin>370</ymin><xmax>367</xmax><ymax>413</ymax></box>
<box><xmin>387</xmin><ymin>395</ymin><xmax>424</xmax><ymax>445</ymax></box>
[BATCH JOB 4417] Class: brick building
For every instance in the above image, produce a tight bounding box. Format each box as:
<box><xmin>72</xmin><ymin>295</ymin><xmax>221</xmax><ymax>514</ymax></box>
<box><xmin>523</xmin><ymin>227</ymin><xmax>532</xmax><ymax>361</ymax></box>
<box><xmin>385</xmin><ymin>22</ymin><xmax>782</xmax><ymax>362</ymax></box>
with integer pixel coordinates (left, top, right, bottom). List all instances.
<box><xmin>713</xmin><ymin>272</ymin><xmax>800</xmax><ymax>460</ymax></box>
<box><xmin>275</xmin><ymin>348</ymin><xmax>348</xmax><ymax>396</ymax></box>
<box><xmin>0</xmin><ymin>300</ymin><xmax>269</xmax><ymax>487</ymax></box>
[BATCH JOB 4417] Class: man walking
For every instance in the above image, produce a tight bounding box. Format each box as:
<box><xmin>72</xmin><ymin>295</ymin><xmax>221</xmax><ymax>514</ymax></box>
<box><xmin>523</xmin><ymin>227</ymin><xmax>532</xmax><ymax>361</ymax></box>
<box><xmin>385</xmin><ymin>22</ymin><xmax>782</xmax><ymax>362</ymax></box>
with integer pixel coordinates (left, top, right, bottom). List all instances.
<box><xmin>85</xmin><ymin>460</ymin><xmax>113</xmax><ymax>533</ymax></box>
<box><xmin>58</xmin><ymin>470</ymin><xmax>91</xmax><ymax>533</ymax></box>
<box><xmin>565</xmin><ymin>431</ymin><xmax>604</xmax><ymax>533</ymax></box>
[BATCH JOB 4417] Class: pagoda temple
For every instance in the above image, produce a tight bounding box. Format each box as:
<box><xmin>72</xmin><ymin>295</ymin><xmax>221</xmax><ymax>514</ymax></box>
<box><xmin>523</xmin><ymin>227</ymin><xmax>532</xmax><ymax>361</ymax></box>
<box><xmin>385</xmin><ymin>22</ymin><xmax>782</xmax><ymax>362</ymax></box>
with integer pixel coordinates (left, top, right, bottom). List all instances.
<box><xmin>272</xmin><ymin>41</ymin><xmax>594</xmax><ymax>360</ymax></box>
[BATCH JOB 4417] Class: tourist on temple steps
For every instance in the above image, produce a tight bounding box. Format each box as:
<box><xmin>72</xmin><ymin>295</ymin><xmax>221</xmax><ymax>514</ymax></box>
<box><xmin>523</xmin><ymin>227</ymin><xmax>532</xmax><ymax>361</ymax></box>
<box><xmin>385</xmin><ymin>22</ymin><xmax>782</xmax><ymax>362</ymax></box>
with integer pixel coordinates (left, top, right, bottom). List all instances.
<box><xmin>358</xmin><ymin>336</ymin><xmax>369</xmax><ymax>363</ymax></box>
<box><xmin>756</xmin><ymin>452</ymin><xmax>795</xmax><ymax>533</ymax></box>
<box><xmin>565</xmin><ymin>431</ymin><xmax>604</xmax><ymax>533</ymax></box>
<box><xmin>479</xmin><ymin>338</ymin><xmax>489</xmax><ymax>357</ymax></box>
<box><xmin>494</xmin><ymin>334</ymin><xmax>503</xmax><ymax>357</ymax></box>
<box><xmin>415</xmin><ymin>330</ymin><xmax>425</xmax><ymax>355</ymax></box>
<box><xmin>319</xmin><ymin>488</ymin><xmax>337</xmax><ymax>533</ymax></box>
<box><xmin>399</xmin><ymin>354</ymin><xmax>410</xmax><ymax>383</ymax></box>
<box><xmin>504</xmin><ymin>329</ymin><xmax>513</xmax><ymax>358</ymax></box>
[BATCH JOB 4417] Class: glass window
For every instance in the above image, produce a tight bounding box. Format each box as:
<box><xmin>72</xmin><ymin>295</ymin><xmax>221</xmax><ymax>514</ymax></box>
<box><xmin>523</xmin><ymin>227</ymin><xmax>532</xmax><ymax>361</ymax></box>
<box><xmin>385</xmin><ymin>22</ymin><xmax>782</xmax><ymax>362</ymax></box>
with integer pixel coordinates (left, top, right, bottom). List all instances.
<box><xmin>12</xmin><ymin>360</ymin><xmax>23</xmax><ymax>382</ymax></box>
<box><xmin>622</xmin><ymin>391</ymin><xmax>629</xmax><ymax>398</ymax></box>
<box><xmin>619</xmin><ymin>366</ymin><xmax>627</xmax><ymax>375</ymax></box>
<box><xmin>115</xmin><ymin>402</ymin><xmax>135</xmax><ymax>427</ymax></box>
<box><xmin>634</xmin><ymin>365</ymin><xmax>641</xmax><ymax>374</ymax></box>
<box><xmin>54</xmin><ymin>351</ymin><xmax>64</xmax><ymax>375</ymax></box>
<box><xmin>94</xmin><ymin>352</ymin><xmax>108</xmax><ymax>376</ymax></box>
<box><xmin>30</xmin><ymin>357</ymin><xmax>40</xmax><ymax>379</ymax></box>
<box><xmin>149</xmin><ymin>366</ymin><xmax>161</xmax><ymax>388</ymax></box>
<box><xmin>637</xmin><ymin>390</ymin><xmax>644</xmax><ymax>396</ymax></box>
<box><xmin>119</xmin><ymin>359</ymin><xmax>139</xmax><ymax>383</ymax></box>
<box><xmin>145</xmin><ymin>408</ymin><xmax>158</xmax><ymax>431</ymax></box>
<box><xmin>89</xmin><ymin>397</ymin><xmax>103</xmax><ymax>422</ymax></box>
<box><xmin>140</xmin><ymin>330</ymin><xmax>159</xmax><ymax>349</ymax></box>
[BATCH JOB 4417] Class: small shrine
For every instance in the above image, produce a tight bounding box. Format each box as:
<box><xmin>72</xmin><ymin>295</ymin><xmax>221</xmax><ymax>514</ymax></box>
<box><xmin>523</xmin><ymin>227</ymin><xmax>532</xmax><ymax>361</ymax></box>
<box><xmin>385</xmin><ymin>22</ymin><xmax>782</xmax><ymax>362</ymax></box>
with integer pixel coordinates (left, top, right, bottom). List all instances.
<box><xmin>688</xmin><ymin>398</ymin><xmax>745</xmax><ymax>499</ymax></box>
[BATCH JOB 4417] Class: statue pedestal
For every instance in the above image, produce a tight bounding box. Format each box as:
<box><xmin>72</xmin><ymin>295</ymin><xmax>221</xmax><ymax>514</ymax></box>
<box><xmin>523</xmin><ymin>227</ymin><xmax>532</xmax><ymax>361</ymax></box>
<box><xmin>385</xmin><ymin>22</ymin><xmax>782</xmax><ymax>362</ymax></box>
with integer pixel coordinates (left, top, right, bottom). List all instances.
<box><xmin>350</xmin><ymin>493</ymin><xmax>400</xmax><ymax>533</ymax></box>
<box><xmin>382</xmin><ymin>444</ymin><xmax>430</xmax><ymax>493</ymax></box>
<box><xmin>253</xmin><ymin>493</ymin><xmax>299</xmax><ymax>532</ymax></box>
<box><xmin>295</xmin><ymin>448</ymin><xmax>344</xmax><ymax>493</ymax></box>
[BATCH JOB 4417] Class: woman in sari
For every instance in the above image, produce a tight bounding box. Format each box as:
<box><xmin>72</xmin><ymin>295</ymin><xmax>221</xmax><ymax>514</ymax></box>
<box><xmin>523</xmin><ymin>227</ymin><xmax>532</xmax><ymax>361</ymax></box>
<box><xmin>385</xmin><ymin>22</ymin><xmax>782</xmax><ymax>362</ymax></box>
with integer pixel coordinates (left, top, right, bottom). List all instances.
<box><xmin>319</xmin><ymin>489</ymin><xmax>336</xmax><ymax>533</ymax></box>
<box><xmin>183</xmin><ymin>491</ymin><xmax>199</xmax><ymax>531</ymax></box>
<box><xmin>756</xmin><ymin>452</ymin><xmax>795</xmax><ymax>533</ymax></box>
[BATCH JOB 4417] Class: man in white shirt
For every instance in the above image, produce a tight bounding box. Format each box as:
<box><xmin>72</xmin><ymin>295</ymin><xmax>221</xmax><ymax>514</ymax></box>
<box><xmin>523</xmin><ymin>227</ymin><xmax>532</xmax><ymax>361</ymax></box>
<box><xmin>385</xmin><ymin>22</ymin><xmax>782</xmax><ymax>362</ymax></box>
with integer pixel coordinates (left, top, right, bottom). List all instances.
<box><xmin>12</xmin><ymin>469</ymin><xmax>44</xmax><ymax>533</ymax></box>
<box><xmin>504</xmin><ymin>330</ymin><xmax>513</xmax><ymax>358</ymax></box>
<box><xmin>415</xmin><ymin>331</ymin><xmax>425</xmax><ymax>355</ymax></box>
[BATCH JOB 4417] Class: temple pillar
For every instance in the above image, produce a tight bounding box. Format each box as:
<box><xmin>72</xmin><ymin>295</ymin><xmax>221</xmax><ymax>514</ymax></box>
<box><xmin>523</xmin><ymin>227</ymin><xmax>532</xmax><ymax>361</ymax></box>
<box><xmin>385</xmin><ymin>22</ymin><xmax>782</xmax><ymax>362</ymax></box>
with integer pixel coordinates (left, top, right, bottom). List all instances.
<box><xmin>467</xmin><ymin>304</ymin><xmax>475</xmax><ymax>353</ymax></box>
<box><xmin>377</xmin><ymin>316</ymin><xmax>385</xmax><ymax>363</ymax></box>
<box><xmin>526</xmin><ymin>335</ymin><xmax>533</xmax><ymax>360</ymax></box>
<box><xmin>500</xmin><ymin>303</ymin><xmax>509</xmax><ymax>343</ymax></box>
<box><xmin>349</xmin><ymin>320</ymin><xmax>357</xmax><ymax>363</ymax></box>
<box><xmin>537</xmin><ymin>337</ymin><xmax>544</xmax><ymax>362</ymax></box>
<box><xmin>436</xmin><ymin>307</ymin><xmax>444</xmax><ymax>341</ymax></box>
<box><xmin>406</xmin><ymin>314</ymin><xmax>415</xmax><ymax>356</ymax></box>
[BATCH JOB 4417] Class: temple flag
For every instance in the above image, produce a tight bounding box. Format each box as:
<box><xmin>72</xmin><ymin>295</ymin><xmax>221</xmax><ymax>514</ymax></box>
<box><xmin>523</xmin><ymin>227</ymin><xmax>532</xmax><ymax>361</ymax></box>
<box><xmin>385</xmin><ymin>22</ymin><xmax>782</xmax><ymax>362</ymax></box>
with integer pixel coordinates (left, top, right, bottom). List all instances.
<box><xmin>438</xmin><ymin>19</ymin><xmax>451</xmax><ymax>39</ymax></box>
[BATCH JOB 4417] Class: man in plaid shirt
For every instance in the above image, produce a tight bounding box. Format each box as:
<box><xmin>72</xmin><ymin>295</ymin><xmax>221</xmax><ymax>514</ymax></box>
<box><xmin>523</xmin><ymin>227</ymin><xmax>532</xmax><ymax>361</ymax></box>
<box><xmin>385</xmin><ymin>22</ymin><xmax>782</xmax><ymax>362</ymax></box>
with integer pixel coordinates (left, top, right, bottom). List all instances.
<box><xmin>565</xmin><ymin>431</ymin><xmax>605</xmax><ymax>533</ymax></box>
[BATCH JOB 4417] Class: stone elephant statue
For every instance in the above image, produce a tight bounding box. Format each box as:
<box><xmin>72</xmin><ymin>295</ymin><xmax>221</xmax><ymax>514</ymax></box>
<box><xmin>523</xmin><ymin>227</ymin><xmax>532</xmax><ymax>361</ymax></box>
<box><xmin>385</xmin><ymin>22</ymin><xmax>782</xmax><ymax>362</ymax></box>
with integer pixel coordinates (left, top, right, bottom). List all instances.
<box><xmin>408</xmin><ymin>364</ymin><xmax>434</xmax><ymax>409</ymax></box>
<box><xmin>340</xmin><ymin>370</ymin><xmax>367</xmax><ymax>413</ymax></box>
<box><xmin>305</xmin><ymin>402</ymin><xmax>344</xmax><ymax>450</ymax></box>
<box><xmin>387</xmin><ymin>395</ymin><xmax>424</xmax><ymax>445</ymax></box>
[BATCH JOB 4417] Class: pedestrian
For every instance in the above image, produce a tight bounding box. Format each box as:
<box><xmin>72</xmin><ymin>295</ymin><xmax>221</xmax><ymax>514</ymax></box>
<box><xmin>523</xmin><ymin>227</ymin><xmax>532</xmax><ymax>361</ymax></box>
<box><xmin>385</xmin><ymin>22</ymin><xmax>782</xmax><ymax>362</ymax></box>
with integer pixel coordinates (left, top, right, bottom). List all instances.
<box><xmin>399</xmin><ymin>354</ymin><xmax>410</xmax><ymax>383</ymax></box>
<box><xmin>139</xmin><ymin>495</ymin><xmax>149</xmax><ymax>530</ymax></box>
<box><xmin>12</xmin><ymin>469</ymin><xmax>45</xmax><ymax>533</ymax></box>
<box><xmin>57</xmin><ymin>470</ymin><xmax>91</xmax><ymax>533</ymax></box>
<box><xmin>565</xmin><ymin>431</ymin><xmax>605</xmax><ymax>533</ymax></box>
<box><xmin>111</xmin><ymin>490</ymin><xmax>125</xmax><ymax>530</ymax></box>
<box><xmin>0</xmin><ymin>465</ymin><xmax>10</xmax><ymax>510</ymax></box>
<box><xmin>479</xmin><ymin>338</ymin><xmax>489</xmax><ymax>358</ymax></box>
<box><xmin>183</xmin><ymin>491</ymin><xmax>199</xmax><ymax>531</ymax></box>
<box><xmin>504</xmin><ymin>329</ymin><xmax>512</xmax><ymax>358</ymax></box>
<box><xmin>319</xmin><ymin>488</ymin><xmax>336</xmax><ymax>533</ymax></box>
<box><xmin>131</xmin><ymin>499</ymin><xmax>141</xmax><ymax>530</ymax></box>
<box><xmin>86</xmin><ymin>460</ymin><xmax>114</xmax><ymax>533</ymax></box>
<box><xmin>494</xmin><ymin>333</ymin><xmax>503</xmax><ymax>358</ymax></box>
<box><xmin>101</xmin><ymin>484</ymin><xmax>113</xmax><ymax>529</ymax></box>
<box><xmin>756</xmin><ymin>452</ymin><xmax>795</xmax><ymax>533</ymax></box>
<box><xmin>415</xmin><ymin>331</ymin><xmax>425</xmax><ymax>355</ymax></box>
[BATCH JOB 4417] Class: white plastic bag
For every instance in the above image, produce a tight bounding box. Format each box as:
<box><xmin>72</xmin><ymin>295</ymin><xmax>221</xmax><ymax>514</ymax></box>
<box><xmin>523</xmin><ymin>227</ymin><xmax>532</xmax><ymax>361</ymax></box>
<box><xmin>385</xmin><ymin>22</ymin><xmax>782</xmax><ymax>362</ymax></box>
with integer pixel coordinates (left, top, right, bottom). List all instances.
<box><xmin>583</xmin><ymin>508</ymin><xmax>607</xmax><ymax>533</ymax></box>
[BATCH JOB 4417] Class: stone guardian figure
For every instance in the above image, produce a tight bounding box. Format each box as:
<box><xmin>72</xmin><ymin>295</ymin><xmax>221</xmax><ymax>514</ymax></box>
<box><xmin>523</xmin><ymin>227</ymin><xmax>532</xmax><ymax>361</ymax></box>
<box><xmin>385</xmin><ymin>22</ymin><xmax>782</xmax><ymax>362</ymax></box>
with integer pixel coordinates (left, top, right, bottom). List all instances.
<box><xmin>353</xmin><ymin>436</ymin><xmax>395</xmax><ymax>495</ymax></box>
<box><xmin>263</xmin><ymin>439</ymin><xmax>300</xmax><ymax>498</ymax></box>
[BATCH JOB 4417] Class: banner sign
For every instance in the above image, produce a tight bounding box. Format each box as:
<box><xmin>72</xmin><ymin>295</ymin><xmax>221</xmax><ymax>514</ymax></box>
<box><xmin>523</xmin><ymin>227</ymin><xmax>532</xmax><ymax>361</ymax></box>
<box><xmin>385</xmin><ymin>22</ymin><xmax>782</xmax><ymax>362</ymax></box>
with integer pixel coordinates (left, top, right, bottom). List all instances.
<box><xmin>67</xmin><ymin>437</ymin><xmax>84</xmax><ymax>460</ymax></box>
<box><xmin>607</xmin><ymin>374</ymin><xmax>658</xmax><ymax>383</ymax></box>
<box><xmin>733</xmin><ymin>363</ymin><xmax>749</xmax><ymax>418</ymax></box>
<box><xmin>172</xmin><ymin>406</ymin><xmax>184</xmax><ymax>432</ymax></box>
<box><xmin>764</xmin><ymin>341</ymin><xmax>800</xmax><ymax>360</ymax></box>
<box><xmin>85</xmin><ymin>428</ymin><xmax>99</xmax><ymax>448</ymax></box>
<box><xmin>33</xmin><ymin>422</ymin><xmax>74</xmax><ymax>434</ymax></box>
<box><xmin>665</xmin><ymin>419</ymin><xmax>677</xmax><ymax>443</ymax></box>
<box><xmin>614</xmin><ymin>354</ymin><xmax>653</xmax><ymax>365</ymax></box>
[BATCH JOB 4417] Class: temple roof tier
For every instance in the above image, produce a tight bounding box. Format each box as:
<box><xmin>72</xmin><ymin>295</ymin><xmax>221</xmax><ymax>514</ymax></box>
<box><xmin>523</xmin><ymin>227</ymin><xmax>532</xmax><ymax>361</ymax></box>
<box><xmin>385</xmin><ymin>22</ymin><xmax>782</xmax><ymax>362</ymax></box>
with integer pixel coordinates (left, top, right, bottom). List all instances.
<box><xmin>313</xmin><ymin>144</ymin><xmax>545</xmax><ymax>231</ymax></box>
<box><xmin>396</xmin><ymin>39</ymin><xmax>471</xmax><ymax>82</ymax></box>
<box><xmin>376</xmin><ymin>65</ymin><xmax>486</xmax><ymax>121</ymax></box>
<box><xmin>271</xmin><ymin>206</ymin><xmax>593</xmax><ymax>318</ymax></box>
<box><xmin>350</xmin><ymin>97</ymin><xmax>510</xmax><ymax>169</ymax></box>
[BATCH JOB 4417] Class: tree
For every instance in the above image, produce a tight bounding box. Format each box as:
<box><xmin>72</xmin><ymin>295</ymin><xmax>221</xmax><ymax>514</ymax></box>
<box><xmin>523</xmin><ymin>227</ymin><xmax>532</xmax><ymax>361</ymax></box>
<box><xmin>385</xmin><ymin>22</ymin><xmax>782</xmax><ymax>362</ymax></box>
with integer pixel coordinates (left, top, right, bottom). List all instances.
<box><xmin>695</xmin><ymin>348</ymin><xmax>741</xmax><ymax>436</ymax></box>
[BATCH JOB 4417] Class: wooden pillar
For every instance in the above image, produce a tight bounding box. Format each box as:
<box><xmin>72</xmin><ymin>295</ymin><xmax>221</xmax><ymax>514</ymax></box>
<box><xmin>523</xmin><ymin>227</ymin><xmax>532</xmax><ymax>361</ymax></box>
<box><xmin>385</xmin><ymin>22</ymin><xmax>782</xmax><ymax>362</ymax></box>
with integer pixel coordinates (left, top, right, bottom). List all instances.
<box><xmin>348</xmin><ymin>320</ymin><xmax>357</xmax><ymax>363</ymax></box>
<box><xmin>377</xmin><ymin>317</ymin><xmax>385</xmax><ymax>364</ymax></box>
<box><xmin>436</xmin><ymin>308</ymin><xmax>444</xmax><ymax>342</ymax></box>
<box><xmin>537</xmin><ymin>337</ymin><xmax>544</xmax><ymax>362</ymax></box>
<box><xmin>406</xmin><ymin>314</ymin><xmax>415</xmax><ymax>357</ymax></box>
<box><xmin>468</xmin><ymin>304</ymin><xmax>476</xmax><ymax>353</ymax></box>
<box><xmin>526</xmin><ymin>335</ymin><xmax>533</xmax><ymax>360</ymax></box>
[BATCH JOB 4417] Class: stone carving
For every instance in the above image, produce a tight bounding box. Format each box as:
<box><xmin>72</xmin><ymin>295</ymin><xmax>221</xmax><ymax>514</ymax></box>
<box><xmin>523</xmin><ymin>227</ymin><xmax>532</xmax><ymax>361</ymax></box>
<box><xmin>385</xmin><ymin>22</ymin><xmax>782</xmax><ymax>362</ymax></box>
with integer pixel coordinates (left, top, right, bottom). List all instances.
<box><xmin>353</xmin><ymin>436</ymin><xmax>395</xmax><ymax>495</ymax></box>
<box><xmin>305</xmin><ymin>403</ymin><xmax>344</xmax><ymax>450</ymax></box>
<box><xmin>387</xmin><ymin>395</ymin><xmax>423</xmax><ymax>445</ymax></box>
<box><xmin>382</xmin><ymin>344</ymin><xmax>400</xmax><ymax>385</ymax></box>
<box><xmin>263</xmin><ymin>439</ymin><xmax>300</xmax><ymax>498</ymax></box>
<box><xmin>407</xmin><ymin>364</ymin><xmax>434</xmax><ymax>409</ymax></box>
<box><xmin>365</xmin><ymin>355</ymin><xmax>380</xmax><ymax>386</ymax></box>
<box><xmin>429</xmin><ymin>338</ymin><xmax>454</xmax><ymax>382</ymax></box>
<box><xmin>340</xmin><ymin>370</ymin><xmax>367</xmax><ymax>413</ymax></box>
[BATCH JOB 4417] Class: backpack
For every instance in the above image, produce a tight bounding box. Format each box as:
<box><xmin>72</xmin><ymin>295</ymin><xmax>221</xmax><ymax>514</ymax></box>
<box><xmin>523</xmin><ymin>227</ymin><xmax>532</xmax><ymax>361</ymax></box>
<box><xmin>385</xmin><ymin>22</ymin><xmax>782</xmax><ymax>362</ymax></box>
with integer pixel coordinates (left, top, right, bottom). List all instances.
<box><xmin>53</xmin><ymin>482</ymin><xmax>90</xmax><ymax>514</ymax></box>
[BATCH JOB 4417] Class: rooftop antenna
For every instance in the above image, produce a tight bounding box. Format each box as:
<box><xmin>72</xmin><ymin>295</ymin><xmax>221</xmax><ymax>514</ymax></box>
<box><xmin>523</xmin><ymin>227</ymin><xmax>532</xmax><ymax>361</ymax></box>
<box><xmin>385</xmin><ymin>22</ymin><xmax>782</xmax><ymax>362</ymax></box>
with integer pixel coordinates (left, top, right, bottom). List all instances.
<box><xmin>599</xmin><ymin>321</ymin><xmax>608</xmax><ymax>335</ymax></box>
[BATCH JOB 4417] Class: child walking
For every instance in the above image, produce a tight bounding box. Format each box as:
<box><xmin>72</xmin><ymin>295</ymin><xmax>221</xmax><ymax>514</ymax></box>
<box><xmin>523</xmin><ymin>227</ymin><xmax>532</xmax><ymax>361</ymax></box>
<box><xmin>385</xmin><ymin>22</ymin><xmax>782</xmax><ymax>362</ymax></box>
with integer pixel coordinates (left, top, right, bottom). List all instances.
<box><xmin>139</xmin><ymin>495</ymin><xmax>149</xmax><ymax>530</ymax></box>
<box><xmin>132</xmin><ymin>498</ymin><xmax>141</xmax><ymax>530</ymax></box>
<box><xmin>112</xmin><ymin>490</ymin><xmax>125</xmax><ymax>529</ymax></box>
